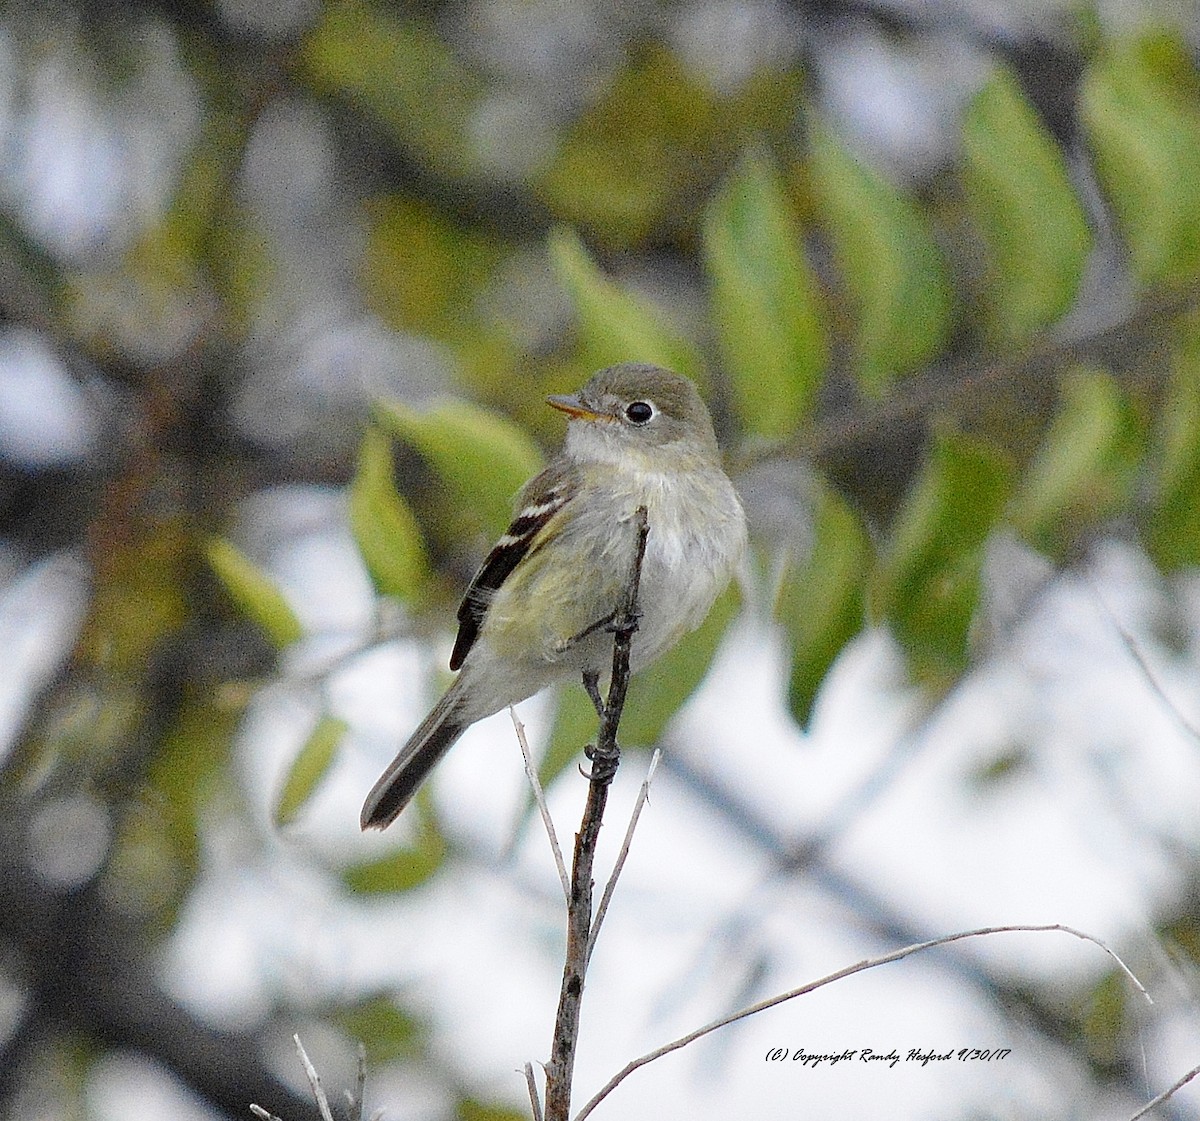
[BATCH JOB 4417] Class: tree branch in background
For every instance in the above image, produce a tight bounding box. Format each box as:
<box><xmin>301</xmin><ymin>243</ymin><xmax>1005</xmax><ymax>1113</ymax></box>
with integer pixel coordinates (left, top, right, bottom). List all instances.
<box><xmin>542</xmin><ymin>506</ymin><xmax>649</xmax><ymax>1121</ymax></box>
<box><xmin>573</xmin><ymin>923</ymin><xmax>1151</xmax><ymax>1121</ymax></box>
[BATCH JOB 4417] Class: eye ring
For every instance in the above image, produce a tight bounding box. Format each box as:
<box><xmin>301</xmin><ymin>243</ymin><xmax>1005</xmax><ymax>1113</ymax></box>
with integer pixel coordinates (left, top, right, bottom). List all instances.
<box><xmin>625</xmin><ymin>400</ymin><xmax>654</xmax><ymax>425</ymax></box>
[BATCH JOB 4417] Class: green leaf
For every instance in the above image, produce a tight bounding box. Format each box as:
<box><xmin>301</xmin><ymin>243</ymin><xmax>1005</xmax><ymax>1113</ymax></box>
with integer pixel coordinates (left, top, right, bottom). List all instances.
<box><xmin>1008</xmin><ymin>367</ymin><xmax>1143</xmax><ymax>558</ymax></box>
<box><xmin>1147</xmin><ymin>317</ymin><xmax>1200</xmax><ymax>570</ymax></box>
<box><xmin>457</xmin><ymin>1102</ymin><xmax>527</xmax><ymax>1121</ymax></box>
<box><xmin>808</xmin><ymin>127</ymin><xmax>953</xmax><ymax>397</ymax></box>
<box><xmin>549</xmin><ymin>227</ymin><xmax>705</xmax><ymax>385</ymax></box>
<box><xmin>342</xmin><ymin>810</ymin><xmax>447</xmax><ymax>894</ymax></box>
<box><xmin>1081</xmin><ymin>33</ymin><xmax>1200</xmax><ymax>285</ymax></box>
<box><xmin>1081</xmin><ymin>970</ymin><xmax>1127</xmax><ymax>1068</ymax></box>
<box><xmin>961</xmin><ymin>65</ymin><xmax>1091</xmax><ymax>344</ymax></box>
<box><xmin>348</xmin><ymin>426</ymin><xmax>429</xmax><ymax>599</ymax></box>
<box><xmin>776</xmin><ymin>482</ymin><xmax>870</xmax><ymax>727</ymax></box>
<box><xmin>540</xmin><ymin>584</ymin><xmax>740</xmax><ymax>789</ymax></box>
<box><xmin>333</xmin><ymin>996</ymin><xmax>425</xmax><ymax>1064</ymax></box>
<box><xmin>873</xmin><ymin>432</ymin><xmax>1014</xmax><ymax>683</ymax></box>
<box><xmin>205</xmin><ymin>537</ymin><xmax>303</xmax><ymax>648</ymax></box>
<box><xmin>274</xmin><ymin>715</ymin><xmax>348</xmax><ymax>826</ymax></box>
<box><xmin>377</xmin><ymin>399</ymin><xmax>543</xmax><ymax>543</ymax></box>
<box><xmin>703</xmin><ymin>148</ymin><xmax>827</xmax><ymax>437</ymax></box>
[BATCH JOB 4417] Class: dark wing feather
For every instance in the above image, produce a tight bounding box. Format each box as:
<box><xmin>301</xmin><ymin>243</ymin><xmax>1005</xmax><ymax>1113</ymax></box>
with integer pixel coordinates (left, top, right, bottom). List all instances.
<box><xmin>449</xmin><ymin>463</ymin><xmax>578</xmax><ymax>671</ymax></box>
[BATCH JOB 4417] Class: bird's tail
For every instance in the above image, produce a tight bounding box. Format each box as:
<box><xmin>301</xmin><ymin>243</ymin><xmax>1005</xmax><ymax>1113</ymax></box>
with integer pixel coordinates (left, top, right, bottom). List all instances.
<box><xmin>360</xmin><ymin>679</ymin><xmax>469</xmax><ymax>830</ymax></box>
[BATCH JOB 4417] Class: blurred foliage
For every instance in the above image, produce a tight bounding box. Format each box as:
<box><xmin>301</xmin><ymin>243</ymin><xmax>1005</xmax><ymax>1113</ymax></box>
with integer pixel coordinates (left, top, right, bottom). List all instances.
<box><xmin>349</xmin><ymin>425</ymin><xmax>430</xmax><ymax>600</ymax></box>
<box><xmin>300</xmin><ymin>0</ymin><xmax>484</xmax><ymax>181</ymax></box>
<box><xmin>207</xmin><ymin>537</ymin><xmax>304</xmax><ymax>648</ymax></box>
<box><xmin>274</xmin><ymin>714</ymin><xmax>348</xmax><ymax>826</ymax></box>
<box><xmin>1008</xmin><ymin>367</ymin><xmax>1144</xmax><ymax>559</ymax></box>
<box><xmin>550</xmin><ymin>226</ymin><xmax>705</xmax><ymax>386</ymax></box>
<box><xmin>7</xmin><ymin>3</ymin><xmax>1200</xmax><ymax>1118</ymax></box>
<box><xmin>341</xmin><ymin>796</ymin><xmax>448</xmax><ymax>893</ymax></box>
<box><xmin>775</xmin><ymin>480</ymin><xmax>870</xmax><ymax>727</ymax></box>
<box><xmin>807</xmin><ymin>125</ymin><xmax>953</xmax><ymax>396</ymax></box>
<box><xmin>961</xmin><ymin>65</ymin><xmax>1091</xmax><ymax>344</ymax></box>
<box><xmin>537</xmin><ymin>46</ymin><xmax>802</xmax><ymax>245</ymax></box>
<box><xmin>333</xmin><ymin>995</ymin><xmax>427</xmax><ymax>1065</ymax></box>
<box><xmin>1081</xmin><ymin>32</ymin><xmax>1200</xmax><ymax>285</ymax></box>
<box><xmin>871</xmin><ymin>431</ymin><xmax>1014</xmax><ymax>684</ymax></box>
<box><xmin>703</xmin><ymin>147</ymin><xmax>827</xmax><ymax>437</ymax></box>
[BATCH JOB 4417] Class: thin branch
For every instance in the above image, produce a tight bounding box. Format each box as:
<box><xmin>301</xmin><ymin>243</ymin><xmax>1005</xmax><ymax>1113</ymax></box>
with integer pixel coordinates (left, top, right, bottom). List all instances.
<box><xmin>512</xmin><ymin>706</ymin><xmax>571</xmax><ymax>903</ymax></box>
<box><xmin>294</xmin><ymin>1035</ymin><xmax>335</xmax><ymax>1121</ymax></box>
<box><xmin>1087</xmin><ymin>576</ymin><xmax>1200</xmax><ymax>746</ymax></box>
<box><xmin>543</xmin><ymin>507</ymin><xmax>650</xmax><ymax>1121</ymax></box>
<box><xmin>588</xmin><ymin>749</ymin><xmax>661</xmax><ymax>963</ymax></box>
<box><xmin>573</xmin><ymin>923</ymin><xmax>1150</xmax><ymax>1121</ymax></box>
<box><xmin>347</xmin><ymin>1042</ymin><xmax>366</xmax><ymax>1121</ymax></box>
<box><xmin>736</xmin><ymin>280</ymin><xmax>1200</xmax><ymax>475</ymax></box>
<box><xmin>524</xmin><ymin>1061</ymin><xmax>545</xmax><ymax>1121</ymax></box>
<box><xmin>1127</xmin><ymin>1058</ymin><xmax>1200</xmax><ymax>1121</ymax></box>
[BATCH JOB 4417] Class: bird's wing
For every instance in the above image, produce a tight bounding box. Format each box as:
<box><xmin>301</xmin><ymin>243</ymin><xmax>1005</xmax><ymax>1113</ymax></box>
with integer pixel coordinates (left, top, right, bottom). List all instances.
<box><xmin>449</xmin><ymin>460</ymin><xmax>579</xmax><ymax>671</ymax></box>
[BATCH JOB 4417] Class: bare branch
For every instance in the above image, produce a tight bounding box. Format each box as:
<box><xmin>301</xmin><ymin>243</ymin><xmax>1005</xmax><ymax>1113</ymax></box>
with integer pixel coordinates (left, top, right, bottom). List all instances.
<box><xmin>512</xmin><ymin>706</ymin><xmax>571</xmax><ymax>903</ymax></box>
<box><xmin>1127</xmin><ymin>1058</ymin><xmax>1200</xmax><ymax>1120</ymax></box>
<box><xmin>588</xmin><ymin>749</ymin><xmax>661</xmax><ymax>963</ymax></box>
<box><xmin>294</xmin><ymin>1035</ymin><xmax>335</xmax><ymax>1121</ymax></box>
<box><xmin>524</xmin><ymin>1061</ymin><xmax>545</xmax><ymax>1121</ymax></box>
<box><xmin>573</xmin><ymin>922</ymin><xmax>1150</xmax><ymax>1121</ymax></box>
<box><xmin>1088</xmin><ymin>576</ymin><xmax>1200</xmax><ymax>746</ymax></box>
<box><xmin>543</xmin><ymin>507</ymin><xmax>650</xmax><ymax>1121</ymax></box>
<box><xmin>348</xmin><ymin>1042</ymin><xmax>366</xmax><ymax>1121</ymax></box>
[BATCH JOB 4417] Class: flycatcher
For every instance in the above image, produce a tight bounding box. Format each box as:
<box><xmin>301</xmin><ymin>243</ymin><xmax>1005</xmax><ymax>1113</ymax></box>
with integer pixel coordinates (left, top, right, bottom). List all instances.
<box><xmin>361</xmin><ymin>363</ymin><xmax>747</xmax><ymax>830</ymax></box>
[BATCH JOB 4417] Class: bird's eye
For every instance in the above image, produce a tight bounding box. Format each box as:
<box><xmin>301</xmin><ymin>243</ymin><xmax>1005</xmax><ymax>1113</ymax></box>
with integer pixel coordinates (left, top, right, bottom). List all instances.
<box><xmin>625</xmin><ymin>401</ymin><xmax>654</xmax><ymax>425</ymax></box>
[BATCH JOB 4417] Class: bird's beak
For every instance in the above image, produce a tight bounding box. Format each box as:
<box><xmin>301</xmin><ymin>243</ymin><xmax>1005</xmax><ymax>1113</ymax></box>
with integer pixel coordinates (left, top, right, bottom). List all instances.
<box><xmin>546</xmin><ymin>393</ymin><xmax>608</xmax><ymax>422</ymax></box>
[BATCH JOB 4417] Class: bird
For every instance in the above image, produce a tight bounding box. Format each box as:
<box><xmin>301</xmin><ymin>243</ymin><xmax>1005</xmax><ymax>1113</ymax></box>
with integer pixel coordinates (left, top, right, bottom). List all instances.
<box><xmin>360</xmin><ymin>362</ymin><xmax>747</xmax><ymax>830</ymax></box>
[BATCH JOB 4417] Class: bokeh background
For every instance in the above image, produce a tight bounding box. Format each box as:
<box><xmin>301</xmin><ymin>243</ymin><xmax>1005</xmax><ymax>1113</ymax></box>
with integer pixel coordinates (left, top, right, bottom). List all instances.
<box><xmin>3</xmin><ymin>1</ymin><xmax>1200</xmax><ymax>1118</ymax></box>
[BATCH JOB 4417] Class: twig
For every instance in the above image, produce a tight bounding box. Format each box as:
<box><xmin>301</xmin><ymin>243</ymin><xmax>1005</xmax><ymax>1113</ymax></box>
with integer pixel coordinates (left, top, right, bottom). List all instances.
<box><xmin>1127</xmin><ymin>1058</ymin><xmax>1200</xmax><ymax>1120</ymax></box>
<box><xmin>573</xmin><ymin>922</ymin><xmax>1150</xmax><ymax>1121</ymax></box>
<box><xmin>346</xmin><ymin>1042</ymin><xmax>366</xmax><ymax>1121</ymax></box>
<box><xmin>524</xmin><ymin>1061</ymin><xmax>545</xmax><ymax>1121</ymax></box>
<box><xmin>543</xmin><ymin>507</ymin><xmax>650</xmax><ymax>1121</ymax></box>
<box><xmin>294</xmin><ymin>1034</ymin><xmax>336</xmax><ymax>1121</ymax></box>
<box><xmin>588</xmin><ymin>749</ymin><xmax>661</xmax><ymax>963</ymax></box>
<box><xmin>512</xmin><ymin>706</ymin><xmax>571</xmax><ymax>903</ymax></box>
<box><xmin>1088</xmin><ymin>576</ymin><xmax>1200</xmax><ymax>746</ymax></box>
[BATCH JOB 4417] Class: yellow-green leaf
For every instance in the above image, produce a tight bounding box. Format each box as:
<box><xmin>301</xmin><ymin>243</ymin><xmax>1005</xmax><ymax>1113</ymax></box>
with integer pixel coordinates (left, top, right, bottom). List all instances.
<box><xmin>776</xmin><ymin>482</ymin><xmax>870</xmax><ymax>727</ymax></box>
<box><xmin>1081</xmin><ymin>32</ymin><xmax>1200</xmax><ymax>285</ymax></box>
<box><xmin>808</xmin><ymin>126</ymin><xmax>952</xmax><ymax>396</ymax></box>
<box><xmin>342</xmin><ymin>811</ymin><xmax>447</xmax><ymax>894</ymax></box>
<box><xmin>962</xmin><ymin>66</ymin><xmax>1091</xmax><ymax>344</ymax></box>
<box><xmin>703</xmin><ymin>148</ymin><xmax>827</xmax><ymax>437</ymax></box>
<box><xmin>1147</xmin><ymin>316</ymin><xmax>1200</xmax><ymax>569</ymax></box>
<box><xmin>205</xmin><ymin>537</ymin><xmax>302</xmax><ymax>648</ymax></box>
<box><xmin>274</xmin><ymin>715</ymin><xmax>348</xmax><ymax>826</ymax></box>
<box><xmin>1008</xmin><ymin>367</ymin><xmax>1143</xmax><ymax>558</ymax></box>
<box><xmin>333</xmin><ymin>996</ymin><xmax>425</xmax><ymax>1064</ymax></box>
<box><xmin>348</xmin><ymin>426</ymin><xmax>428</xmax><ymax>599</ymax></box>
<box><xmin>873</xmin><ymin>432</ymin><xmax>1013</xmax><ymax>683</ymax></box>
<box><xmin>549</xmin><ymin>227</ymin><xmax>704</xmax><ymax>385</ymax></box>
<box><xmin>377</xmin><ymin>399</ymin><xmax>542</xmax><ymax>544</ymax></box>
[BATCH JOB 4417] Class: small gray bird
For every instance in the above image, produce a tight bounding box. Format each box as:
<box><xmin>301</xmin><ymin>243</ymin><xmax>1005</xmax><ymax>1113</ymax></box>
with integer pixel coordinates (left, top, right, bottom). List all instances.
<box><xmin>361</xmin><ymin>363</ymin><xmax>747</xmax><ymax>830</ymax></box>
